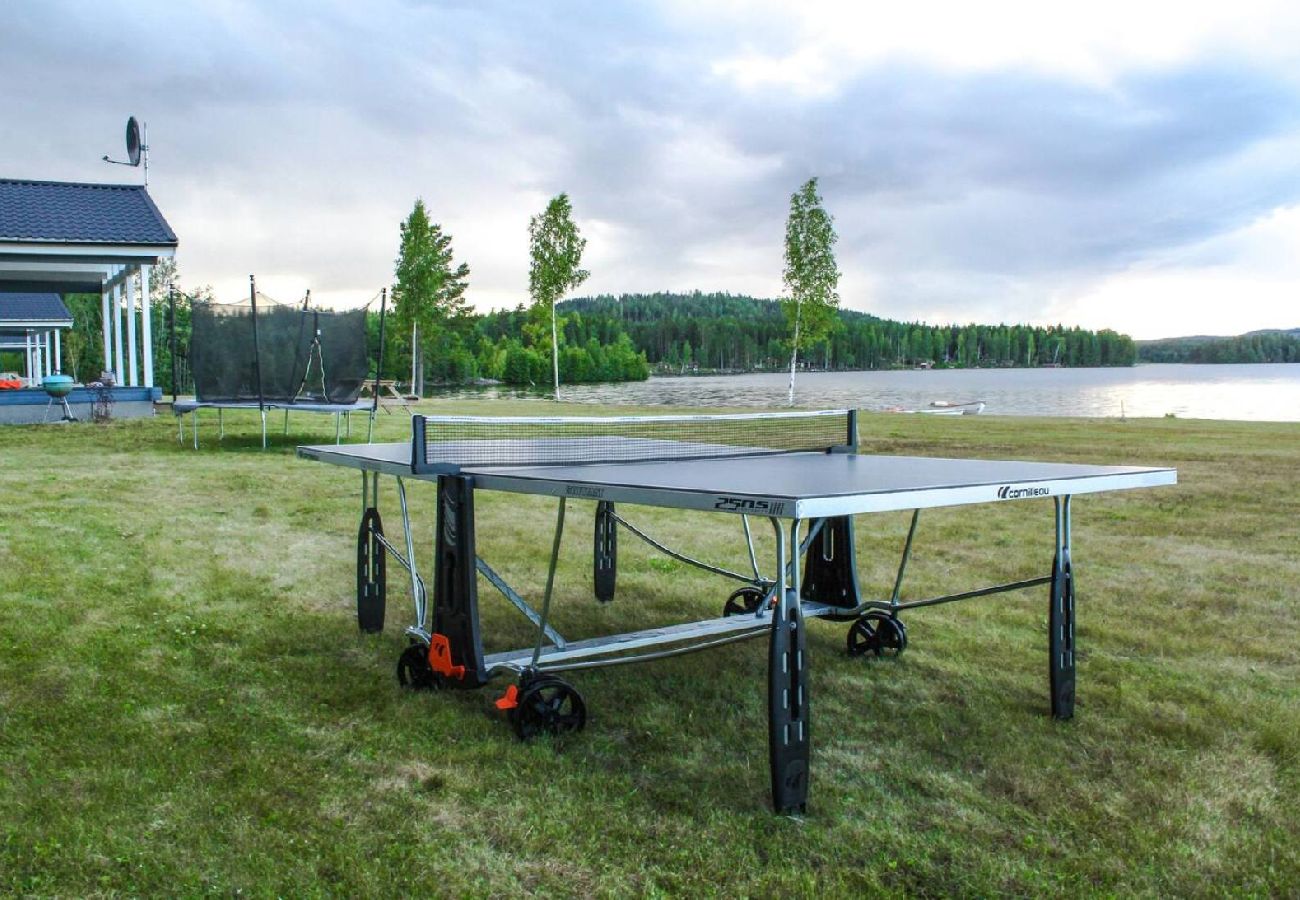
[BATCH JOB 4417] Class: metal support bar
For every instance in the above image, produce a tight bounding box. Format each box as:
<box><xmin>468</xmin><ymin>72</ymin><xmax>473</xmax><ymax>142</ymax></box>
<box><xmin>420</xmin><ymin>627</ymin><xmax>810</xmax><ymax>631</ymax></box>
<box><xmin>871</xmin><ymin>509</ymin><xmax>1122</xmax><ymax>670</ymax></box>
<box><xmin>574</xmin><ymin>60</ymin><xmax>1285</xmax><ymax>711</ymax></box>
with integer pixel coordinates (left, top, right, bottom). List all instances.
<box><xmin>476</xmin><ymin>556</ymin><xmax>567</xmax><ymax>649</ymax></box>
<box><xmin>859</xmin><ymin>576</ymin><xmax>1054</xmax><ymax>614</ymax></box>
<box><xmin>530</xmin><ymin>498</ymin><xmax>567</xmax><ymax>668</ymax></box>
<box><xmin>371</xmin><ymin>530</ymin><xmax>426</xmax><ymax>600</ymax></box>
<box><xmin>890</xmin><ymin>509</ymin><xmax>921</xmax><ymax>608</ymax></box>
<box><xmin>610</xmin><ymin>510</ymin><xmax>756</xmax><ymax>584</ymax></box>
<box><xmin>505</xmin><ymin>627</ymin><xmax>769</xmax><ymax>675</ymax></box>
<box><xmin>611</xmin><ymin>511</ymin><xmax>824</xmax><ymax>592</ymax></box>
<box><xmin>396</xmin><ymin>477</ymin><xmax>426</xmax><ymax>631</ymax></box>
<box><xmin>742</xmin><ymin>515</ymin><xmax>762</xmax><ymax>582</ymax></box>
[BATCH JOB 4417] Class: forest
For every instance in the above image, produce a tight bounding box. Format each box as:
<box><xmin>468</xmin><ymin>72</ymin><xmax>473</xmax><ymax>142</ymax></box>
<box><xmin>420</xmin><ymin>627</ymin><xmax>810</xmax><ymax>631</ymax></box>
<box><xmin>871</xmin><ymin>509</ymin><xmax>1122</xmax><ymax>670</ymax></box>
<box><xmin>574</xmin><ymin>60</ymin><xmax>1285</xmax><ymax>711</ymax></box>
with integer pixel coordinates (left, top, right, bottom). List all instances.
<box><xmin>1137</xmin><ymin>330</ymin><xmax>1300</xmax><ymax>363</ymax></box>
<box><xmin>562</xmin><ymin>292</ymin><xmax>1138</xmax><ymax>372</ymax></box>
<box><xmin>17</xmin><ymin>288</ymin><xmax>1145</xmax><ymax>394</ymax></box>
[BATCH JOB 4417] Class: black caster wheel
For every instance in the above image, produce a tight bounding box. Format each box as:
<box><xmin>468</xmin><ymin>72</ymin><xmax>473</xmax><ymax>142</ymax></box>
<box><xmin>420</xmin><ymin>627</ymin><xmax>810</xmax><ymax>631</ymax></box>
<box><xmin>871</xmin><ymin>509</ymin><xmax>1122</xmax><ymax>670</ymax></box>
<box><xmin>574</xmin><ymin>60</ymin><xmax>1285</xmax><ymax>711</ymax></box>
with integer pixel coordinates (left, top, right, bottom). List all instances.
<box><xmin>847</xmin><ymin>613</ymin><xmax>908</xmax><ymax>658</ymax></box>
<box><xmin>396</xmin><ymin>642</ymin><xmax>441</xmax><ymax>690</ymax></box>
<box><xmin>509</xmin><ymin>675</ymin><xmax>587</xmax><ymax>740</ymax></box>
<box><xmin>723</xmin><ymin>586</ymin><xmax>768</xmax><ymax>617</ymax></box>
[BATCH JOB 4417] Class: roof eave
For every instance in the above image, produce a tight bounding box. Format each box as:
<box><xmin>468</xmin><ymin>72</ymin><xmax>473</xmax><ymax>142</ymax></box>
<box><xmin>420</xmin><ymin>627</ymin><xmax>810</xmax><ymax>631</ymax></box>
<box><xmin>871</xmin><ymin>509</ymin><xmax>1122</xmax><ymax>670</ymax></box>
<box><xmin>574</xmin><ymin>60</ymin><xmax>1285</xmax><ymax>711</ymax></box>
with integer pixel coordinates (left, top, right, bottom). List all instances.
<box><xmin>0</xmin><ymin>319</ymin><xmax>75</xmax><ymax>329</ymax></box>
<box><xmin>0</xmin><ymin>240</ymin><xmax>177</xmax><ymax>255</ymax></box>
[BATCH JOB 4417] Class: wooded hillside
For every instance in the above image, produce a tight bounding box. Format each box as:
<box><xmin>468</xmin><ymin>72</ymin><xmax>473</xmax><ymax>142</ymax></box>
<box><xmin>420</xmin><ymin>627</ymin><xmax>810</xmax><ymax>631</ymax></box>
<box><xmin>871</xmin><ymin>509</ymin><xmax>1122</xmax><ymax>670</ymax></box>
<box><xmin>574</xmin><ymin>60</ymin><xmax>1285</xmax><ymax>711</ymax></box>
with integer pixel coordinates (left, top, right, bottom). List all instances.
<box><xmin>560</xmin><ymin>292</ymin><xmax>1138</xmax><ymax>371</ymax></box>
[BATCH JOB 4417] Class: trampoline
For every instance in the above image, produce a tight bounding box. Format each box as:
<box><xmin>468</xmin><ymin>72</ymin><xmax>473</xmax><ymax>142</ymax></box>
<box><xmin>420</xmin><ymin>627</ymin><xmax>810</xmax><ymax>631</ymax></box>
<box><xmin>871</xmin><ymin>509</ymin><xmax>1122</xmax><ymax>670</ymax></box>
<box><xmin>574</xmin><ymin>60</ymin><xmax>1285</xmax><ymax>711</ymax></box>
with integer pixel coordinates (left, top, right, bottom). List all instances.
<box><xmin>170</xmin><ymin>276</ymin><xmax>389</xmax><ymax>448</ymax></box>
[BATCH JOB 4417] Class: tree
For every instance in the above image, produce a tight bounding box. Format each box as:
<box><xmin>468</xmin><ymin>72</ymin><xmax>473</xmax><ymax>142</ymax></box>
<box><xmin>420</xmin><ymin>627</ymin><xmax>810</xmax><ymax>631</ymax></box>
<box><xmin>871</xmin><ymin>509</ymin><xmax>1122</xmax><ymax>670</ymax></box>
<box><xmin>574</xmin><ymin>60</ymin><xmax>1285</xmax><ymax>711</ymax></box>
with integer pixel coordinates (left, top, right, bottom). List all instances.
<box><xmin>393</xmin><ymin>199</ymin><xmax>470</xmax><ymax>395</ymax></box>
<box><xmin>781</xmin><ymin>178</ymin><xmax>840</xmax><ymax>404</ymax></box>
<box><xmin>528</xmin><ymin>193</ymin><xmax>589</xmax><ymax>399</ymax></box>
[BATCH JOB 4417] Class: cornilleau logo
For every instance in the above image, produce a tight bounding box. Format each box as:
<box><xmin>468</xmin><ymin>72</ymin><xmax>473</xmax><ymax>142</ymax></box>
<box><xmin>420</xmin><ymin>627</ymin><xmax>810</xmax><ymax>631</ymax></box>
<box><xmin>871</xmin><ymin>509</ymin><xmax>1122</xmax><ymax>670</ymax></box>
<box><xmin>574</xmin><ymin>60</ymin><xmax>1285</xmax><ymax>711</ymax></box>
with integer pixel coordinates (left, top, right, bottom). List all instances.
<box><xmin>998</xmin><ymin>484</ymin><xmax>1051</xmax><ymax>500</ymax></box>
<box><xmin>714</xmin><ymin>497</ymin><xmax>787</xmax><ymax>515</ymax></box>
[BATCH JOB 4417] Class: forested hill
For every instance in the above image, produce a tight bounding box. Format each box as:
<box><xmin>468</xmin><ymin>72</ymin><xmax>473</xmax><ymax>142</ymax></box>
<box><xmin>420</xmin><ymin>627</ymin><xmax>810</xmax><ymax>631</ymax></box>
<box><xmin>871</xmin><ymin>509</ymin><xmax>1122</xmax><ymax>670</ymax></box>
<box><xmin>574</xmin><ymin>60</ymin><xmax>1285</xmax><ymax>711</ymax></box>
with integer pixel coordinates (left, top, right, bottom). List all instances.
<box><xmin>1137</xmin><ymin>328</ymin><xmax>1300</xmax><ymax>363</ymax></box>
<box><xmin>560</xmin><ymin>292</ymin><xmax>1137</xmax><ymax>370</ymax></box>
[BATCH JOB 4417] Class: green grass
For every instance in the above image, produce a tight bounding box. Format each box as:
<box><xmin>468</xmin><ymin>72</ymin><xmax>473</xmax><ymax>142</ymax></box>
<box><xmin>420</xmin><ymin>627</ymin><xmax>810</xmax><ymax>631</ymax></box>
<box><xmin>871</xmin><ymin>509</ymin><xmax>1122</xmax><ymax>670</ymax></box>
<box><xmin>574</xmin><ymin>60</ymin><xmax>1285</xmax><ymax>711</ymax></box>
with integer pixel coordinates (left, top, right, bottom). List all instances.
<box><xmin>1</xmin><ymin>403</ymin><xmax>1297</xmax><ymax>896</ymax></box>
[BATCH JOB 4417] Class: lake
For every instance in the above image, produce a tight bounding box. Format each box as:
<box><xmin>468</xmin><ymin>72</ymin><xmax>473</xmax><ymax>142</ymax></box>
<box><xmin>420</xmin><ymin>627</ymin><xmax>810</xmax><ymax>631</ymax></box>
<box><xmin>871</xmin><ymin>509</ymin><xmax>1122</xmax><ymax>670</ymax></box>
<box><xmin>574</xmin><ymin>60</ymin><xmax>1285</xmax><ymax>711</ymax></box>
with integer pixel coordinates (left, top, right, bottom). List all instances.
<box><xmin>432</xmin><ymin>363</ymin><xmax>1300</xmax><ymax>422</ymax></box>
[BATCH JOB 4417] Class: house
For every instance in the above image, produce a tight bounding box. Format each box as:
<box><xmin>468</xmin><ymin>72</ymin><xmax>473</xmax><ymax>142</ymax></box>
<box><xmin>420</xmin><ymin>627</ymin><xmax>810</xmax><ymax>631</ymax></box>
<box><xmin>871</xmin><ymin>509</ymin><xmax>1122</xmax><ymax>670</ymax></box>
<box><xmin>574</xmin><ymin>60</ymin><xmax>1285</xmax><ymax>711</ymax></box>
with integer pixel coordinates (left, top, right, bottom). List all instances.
<box><xmin>0</xmin><ymin>178</ymin><xmax>177</xmax><ymax>422</ymax></box>
<box><xmin>0</xmin><ymin>293</ymin><xmax>73</xmax><ymax>385</ymax></box>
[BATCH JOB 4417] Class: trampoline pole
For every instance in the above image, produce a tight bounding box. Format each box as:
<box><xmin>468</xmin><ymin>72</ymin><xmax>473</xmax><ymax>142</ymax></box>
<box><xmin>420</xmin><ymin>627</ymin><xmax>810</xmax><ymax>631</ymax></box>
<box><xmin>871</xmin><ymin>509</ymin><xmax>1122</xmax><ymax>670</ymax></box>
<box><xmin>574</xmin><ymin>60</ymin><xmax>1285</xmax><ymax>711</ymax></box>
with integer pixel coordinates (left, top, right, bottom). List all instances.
<box><xmin>249</xmin><ymin>275</ymin><xmax>266</xmax><ymax>448</ymax></box>
<box><xmin>369</xmin><ymin>288</ymin><xmax>387</xmax><ymax>444</ymax></box>
<box><xmin>168</xmin><ymin>284</ymin><xmax>178</xmax><ymax>403</ymax></box>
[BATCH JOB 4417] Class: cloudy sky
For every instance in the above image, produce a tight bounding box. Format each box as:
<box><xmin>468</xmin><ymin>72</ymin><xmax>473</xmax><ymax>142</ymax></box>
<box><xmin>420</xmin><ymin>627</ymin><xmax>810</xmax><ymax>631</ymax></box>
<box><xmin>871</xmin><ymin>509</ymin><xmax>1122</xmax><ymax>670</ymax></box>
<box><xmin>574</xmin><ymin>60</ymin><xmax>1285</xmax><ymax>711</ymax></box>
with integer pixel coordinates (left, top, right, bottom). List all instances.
<box><xmin>3</xmin><ymin>0</ymin><xmax>1299</xmax><ymax>338</ymax></box>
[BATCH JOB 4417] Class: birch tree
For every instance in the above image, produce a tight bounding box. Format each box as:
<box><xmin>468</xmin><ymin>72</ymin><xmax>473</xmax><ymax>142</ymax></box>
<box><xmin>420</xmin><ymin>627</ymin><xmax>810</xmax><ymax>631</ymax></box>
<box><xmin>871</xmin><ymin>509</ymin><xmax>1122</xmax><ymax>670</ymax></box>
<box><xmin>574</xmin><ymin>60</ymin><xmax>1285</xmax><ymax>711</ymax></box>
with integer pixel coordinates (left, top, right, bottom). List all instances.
<box><xmin>528</xmin><ymin>193</ymin><xmax>589</xmax><ymax>400</ymax></box>
<box><xmin>782</xmin><ymin>178</ymin><xmax>840</xmax><ymax>405</ymax></box>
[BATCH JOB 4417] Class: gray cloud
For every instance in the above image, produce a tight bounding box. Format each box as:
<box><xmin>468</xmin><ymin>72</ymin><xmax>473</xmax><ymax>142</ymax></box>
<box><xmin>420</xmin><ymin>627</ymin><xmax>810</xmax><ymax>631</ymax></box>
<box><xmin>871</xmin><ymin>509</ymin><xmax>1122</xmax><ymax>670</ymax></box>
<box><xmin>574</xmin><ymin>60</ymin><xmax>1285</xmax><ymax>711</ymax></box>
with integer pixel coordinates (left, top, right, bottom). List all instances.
<box><xmin>2</xmin><ymin>0</ymin><xmax>1298</xmax><ymax>332</ymax></box>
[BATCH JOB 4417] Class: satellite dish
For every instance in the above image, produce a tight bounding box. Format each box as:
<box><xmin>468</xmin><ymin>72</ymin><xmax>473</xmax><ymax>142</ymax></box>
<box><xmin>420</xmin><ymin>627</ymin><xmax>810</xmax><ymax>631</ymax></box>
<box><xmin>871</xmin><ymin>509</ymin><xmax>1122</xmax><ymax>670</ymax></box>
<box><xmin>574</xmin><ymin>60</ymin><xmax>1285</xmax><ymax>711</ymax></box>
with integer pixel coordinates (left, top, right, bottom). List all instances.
<box><xmin>102</xmin><ymin>116</ymin><xmax>149</xmax><ymax>185</ymax></box>
<box><xmin>126</xmin><ymin>117</ymin><xmax>141</xmax><ymax>166</ymax></box>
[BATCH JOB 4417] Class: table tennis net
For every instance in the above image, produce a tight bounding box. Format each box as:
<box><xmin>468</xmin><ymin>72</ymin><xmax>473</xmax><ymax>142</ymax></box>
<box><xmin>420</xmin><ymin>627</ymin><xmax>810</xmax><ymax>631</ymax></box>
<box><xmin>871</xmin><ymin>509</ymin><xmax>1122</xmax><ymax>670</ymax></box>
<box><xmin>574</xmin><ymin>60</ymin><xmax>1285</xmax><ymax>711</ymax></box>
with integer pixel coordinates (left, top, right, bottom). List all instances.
<box><xmin>412</xmin><ymin>410</ymin><xmax>855</xmax><ymax>472</ymax></box>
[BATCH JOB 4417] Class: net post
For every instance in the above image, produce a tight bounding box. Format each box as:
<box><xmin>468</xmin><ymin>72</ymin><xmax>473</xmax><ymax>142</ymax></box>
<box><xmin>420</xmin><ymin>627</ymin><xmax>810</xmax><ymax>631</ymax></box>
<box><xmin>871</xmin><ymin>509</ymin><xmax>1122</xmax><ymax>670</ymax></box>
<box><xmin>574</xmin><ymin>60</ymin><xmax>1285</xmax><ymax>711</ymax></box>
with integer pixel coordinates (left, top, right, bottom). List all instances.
<box><xmin>410</xmin><ymin>415</ymin><xmax>426</xmax><ymax>472</ymax></box>
<box><xmin>846</xmin><ymin>409</ymin><xmax>858</xmax><ymax>450</ymax></box>
<box><xmin>370</xmin><ymin>288</ymin><xmax>387</xmax><ymax>444</ymax></box>
<box><xmin>249</xmin><ymin>275</ymin><xmax>265</xmax><ymax>415</ymax></box>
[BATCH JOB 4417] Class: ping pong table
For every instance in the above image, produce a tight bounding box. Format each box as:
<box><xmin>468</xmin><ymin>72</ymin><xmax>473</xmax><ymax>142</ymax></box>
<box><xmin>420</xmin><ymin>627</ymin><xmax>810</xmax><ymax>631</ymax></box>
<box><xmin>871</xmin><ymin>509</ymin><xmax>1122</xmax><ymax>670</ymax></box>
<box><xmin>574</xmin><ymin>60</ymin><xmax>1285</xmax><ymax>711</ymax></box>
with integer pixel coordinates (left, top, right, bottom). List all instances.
<box><xmin>298</xmin><ymin>409</ymin><xmax>1176</xmax><ymax>814</ymax></box>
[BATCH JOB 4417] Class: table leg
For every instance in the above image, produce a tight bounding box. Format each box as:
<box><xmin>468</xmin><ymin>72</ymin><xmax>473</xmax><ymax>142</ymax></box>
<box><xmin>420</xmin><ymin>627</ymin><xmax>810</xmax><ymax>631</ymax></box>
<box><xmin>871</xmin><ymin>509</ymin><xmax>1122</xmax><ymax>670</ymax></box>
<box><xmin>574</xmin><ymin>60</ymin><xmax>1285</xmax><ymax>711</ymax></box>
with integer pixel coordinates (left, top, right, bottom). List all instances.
<box><xmin>800</xmin><ymin>515</ymin><xmax>861</xmax><ymax>610</ymax></box>
<box><xmin>769</xmin><ymin>517</ymin><xmax>810</xmax><ymax>814</ymax></box>
<box><xmin>431</xmin><ymin>474</ymin><xmax>488</xmax><ymax>686</ymax></box>
<box><xmin>357</xmin><ymin>470</ymin><xmax>386</xmax><ymax>633</ymax></box>
<box><xmin>593</xmin><ymin>501</ymin><xmax>617</xmax><ymax>602</ymax></box>
<box><xmin>1050</xmin><ymin>496</ymin><xmax>1076</xmax><ymax>719</ymax></box>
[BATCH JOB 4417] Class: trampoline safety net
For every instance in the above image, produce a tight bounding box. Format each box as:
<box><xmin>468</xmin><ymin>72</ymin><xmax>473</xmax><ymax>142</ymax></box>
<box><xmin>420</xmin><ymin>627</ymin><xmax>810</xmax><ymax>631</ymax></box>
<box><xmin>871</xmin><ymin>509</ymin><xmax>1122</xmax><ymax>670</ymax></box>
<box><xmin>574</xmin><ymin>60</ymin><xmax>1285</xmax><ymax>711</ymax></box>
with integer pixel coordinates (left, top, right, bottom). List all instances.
<box><xmin>190</xmin><ymin>294</ymin><xmax>370</xmax><ymax>404</ymax></box>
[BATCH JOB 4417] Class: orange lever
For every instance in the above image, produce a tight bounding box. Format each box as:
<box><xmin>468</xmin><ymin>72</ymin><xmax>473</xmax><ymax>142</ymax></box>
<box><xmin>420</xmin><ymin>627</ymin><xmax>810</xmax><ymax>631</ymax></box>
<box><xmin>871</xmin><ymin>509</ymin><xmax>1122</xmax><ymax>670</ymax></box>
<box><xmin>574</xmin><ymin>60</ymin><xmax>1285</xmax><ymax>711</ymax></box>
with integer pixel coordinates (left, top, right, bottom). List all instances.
<box><xmin>494</xmin><ymin>684</ymin><xmax>520</xmax><ymax>710</ymax></box>
<box><xmin>427</xmin><ymin>633</ymin><xmax>466</xmax><ymax>680</ymax></box>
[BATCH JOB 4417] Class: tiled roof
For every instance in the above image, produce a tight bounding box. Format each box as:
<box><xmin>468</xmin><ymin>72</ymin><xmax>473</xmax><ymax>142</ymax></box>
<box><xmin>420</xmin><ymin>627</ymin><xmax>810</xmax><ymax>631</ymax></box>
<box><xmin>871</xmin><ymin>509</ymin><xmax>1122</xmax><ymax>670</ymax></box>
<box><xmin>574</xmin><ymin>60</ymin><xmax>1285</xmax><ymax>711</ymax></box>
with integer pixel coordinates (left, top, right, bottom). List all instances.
<box><xmin>0</xmin><ymin>292</ymin><xmax>73</xmax><ymax>323</ymax></box>
<box><xmin>0</xmin><ymin>179</ymin><xmax>177</xmax><ymax>245</ymax></box>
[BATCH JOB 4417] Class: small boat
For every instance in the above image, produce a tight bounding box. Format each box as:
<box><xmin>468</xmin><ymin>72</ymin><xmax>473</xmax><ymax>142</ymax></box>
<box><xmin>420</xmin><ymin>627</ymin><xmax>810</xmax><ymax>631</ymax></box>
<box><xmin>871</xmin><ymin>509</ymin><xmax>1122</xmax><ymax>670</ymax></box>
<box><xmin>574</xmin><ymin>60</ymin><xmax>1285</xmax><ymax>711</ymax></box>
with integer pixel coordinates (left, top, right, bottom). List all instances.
<box><xmin>927</xmin><ymin>400</ymin><xmax>985</xmax><ymax>415</ymax></box>
<box><xmin>888</xmin><ymin>400</ymin><xmax>986</xmax><ymax>416</ymax></box>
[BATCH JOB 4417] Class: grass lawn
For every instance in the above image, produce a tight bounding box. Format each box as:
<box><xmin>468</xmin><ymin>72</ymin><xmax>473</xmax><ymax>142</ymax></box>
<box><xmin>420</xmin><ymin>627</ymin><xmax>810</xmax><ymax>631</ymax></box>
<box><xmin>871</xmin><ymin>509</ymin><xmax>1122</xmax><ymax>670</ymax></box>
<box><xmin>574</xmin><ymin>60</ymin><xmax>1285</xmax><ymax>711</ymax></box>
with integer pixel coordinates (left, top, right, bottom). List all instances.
<box><xmin>1</xmin><ymin>401</ymin><xmax>1297</xmax><ymax>896</ymax></box>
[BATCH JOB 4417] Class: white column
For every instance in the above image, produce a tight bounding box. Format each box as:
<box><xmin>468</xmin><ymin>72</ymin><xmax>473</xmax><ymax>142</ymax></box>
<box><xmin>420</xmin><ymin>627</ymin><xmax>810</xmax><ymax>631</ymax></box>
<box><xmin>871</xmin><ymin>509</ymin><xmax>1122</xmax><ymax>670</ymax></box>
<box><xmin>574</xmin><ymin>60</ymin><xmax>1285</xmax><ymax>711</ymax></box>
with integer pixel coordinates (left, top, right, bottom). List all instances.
<box><xmin>24</xmin><ymin>331</ymin><xmax>33</xmax><ymax>386</ymax></box>
<box><xmin>101</xmin><ymin>285</ymin><xmax>112</xmax><ymax>374</ymax></box>
<box><xmin>44</xmin><ymin>332</ymin><xmax>52</xmax><ymax>377</ymax></box>
<box><xmin>125</xmin><ymin>268</ymin><xmax>139</xmax><ymax>387</ymax></box>
<box><xmin>112</xmin><ymin>280</ymin><xmax>125</xmax><ymax>385</ymax></box>
<box><xmin>54</xmin><ymin>329</ymin><xmax>62</xmax><ymax>375</ymax></box>
<box><xmin>140</xmin><ymin>264</ymin><xmax>153</xmax><ymax>389</ymax></box>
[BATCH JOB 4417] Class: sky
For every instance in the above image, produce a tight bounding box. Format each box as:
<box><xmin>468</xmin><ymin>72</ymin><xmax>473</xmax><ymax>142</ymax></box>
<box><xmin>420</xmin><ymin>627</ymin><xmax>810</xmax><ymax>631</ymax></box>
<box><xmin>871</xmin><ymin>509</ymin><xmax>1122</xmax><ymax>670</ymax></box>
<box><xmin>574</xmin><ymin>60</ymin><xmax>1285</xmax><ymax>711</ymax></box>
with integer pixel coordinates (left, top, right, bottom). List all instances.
<box><xmin>3</xmin><ymin>0</ymin><xmax>1299</xmax><ymax>339</ymax></box>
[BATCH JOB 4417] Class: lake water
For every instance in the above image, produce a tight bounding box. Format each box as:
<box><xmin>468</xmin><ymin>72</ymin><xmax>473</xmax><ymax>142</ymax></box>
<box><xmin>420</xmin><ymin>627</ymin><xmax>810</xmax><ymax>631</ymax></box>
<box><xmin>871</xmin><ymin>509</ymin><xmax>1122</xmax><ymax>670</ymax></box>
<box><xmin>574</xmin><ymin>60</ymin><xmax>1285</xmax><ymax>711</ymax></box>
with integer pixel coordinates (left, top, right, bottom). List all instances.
<box><xmin>433</xmin><ymin>364</ymin><xmax>1300</xmax><ymax>421</ymax></box>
